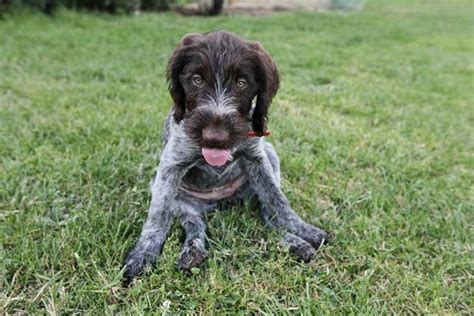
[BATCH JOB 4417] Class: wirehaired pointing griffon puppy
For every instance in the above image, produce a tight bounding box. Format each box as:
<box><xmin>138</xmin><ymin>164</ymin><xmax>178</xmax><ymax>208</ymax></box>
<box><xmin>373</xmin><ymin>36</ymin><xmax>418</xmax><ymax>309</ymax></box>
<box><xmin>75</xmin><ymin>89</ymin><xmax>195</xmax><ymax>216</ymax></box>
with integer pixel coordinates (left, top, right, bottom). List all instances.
<box><xmin>123</xmin><ymin>31</ymin><xmax>327</xmax><ymax>283</ymax></box>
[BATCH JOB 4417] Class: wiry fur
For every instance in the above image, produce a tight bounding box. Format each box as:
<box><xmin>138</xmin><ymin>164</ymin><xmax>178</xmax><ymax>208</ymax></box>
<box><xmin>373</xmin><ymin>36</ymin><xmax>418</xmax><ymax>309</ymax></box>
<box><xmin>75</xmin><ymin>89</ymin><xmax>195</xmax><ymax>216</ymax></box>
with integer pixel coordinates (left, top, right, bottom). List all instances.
<box><xmin>123</xmin><ymin>31</ymin><xmax>327</xmax><ymax>284</ymax></box>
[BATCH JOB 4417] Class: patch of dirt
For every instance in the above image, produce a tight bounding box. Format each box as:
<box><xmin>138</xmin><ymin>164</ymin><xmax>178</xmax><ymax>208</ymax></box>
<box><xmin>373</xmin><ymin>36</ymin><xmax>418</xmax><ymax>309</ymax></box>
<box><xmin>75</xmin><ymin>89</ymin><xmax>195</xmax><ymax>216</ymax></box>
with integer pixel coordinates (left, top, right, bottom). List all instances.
<box><xmin>225</xmin><ymin>0</ymin><xmax>332</xmax><ymax>16</ymax></box>
<box><xmin>177</xmin><ymin>0</ymin><xmax>365</xmax><ymax>16</ymax></box>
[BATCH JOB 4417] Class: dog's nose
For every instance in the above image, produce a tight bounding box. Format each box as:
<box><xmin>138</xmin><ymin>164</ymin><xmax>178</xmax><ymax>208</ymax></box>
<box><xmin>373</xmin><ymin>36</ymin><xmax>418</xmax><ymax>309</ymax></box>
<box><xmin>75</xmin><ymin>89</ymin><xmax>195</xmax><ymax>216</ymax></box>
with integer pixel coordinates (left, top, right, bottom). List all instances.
<box><xmin>202</xmin><ymin>127</ymin><xmax>229</xmax><ymax>147</ymax></box>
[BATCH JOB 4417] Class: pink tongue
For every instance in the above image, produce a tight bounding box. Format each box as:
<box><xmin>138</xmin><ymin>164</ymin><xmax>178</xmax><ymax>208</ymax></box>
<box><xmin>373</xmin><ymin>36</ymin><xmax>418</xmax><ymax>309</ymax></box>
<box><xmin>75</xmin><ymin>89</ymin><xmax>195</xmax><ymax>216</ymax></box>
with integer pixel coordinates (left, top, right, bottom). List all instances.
<box><xmin>202</xmin><ymin>148</ymin><xmax>231</xmax><ymax>167</ymax></box>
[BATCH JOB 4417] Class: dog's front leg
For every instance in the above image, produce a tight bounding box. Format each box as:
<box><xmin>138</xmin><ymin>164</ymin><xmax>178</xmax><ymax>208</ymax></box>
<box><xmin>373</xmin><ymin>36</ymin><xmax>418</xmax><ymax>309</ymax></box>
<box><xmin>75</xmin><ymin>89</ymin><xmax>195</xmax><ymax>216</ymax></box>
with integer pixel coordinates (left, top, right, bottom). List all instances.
<box><xmin>123</xmin><ymin>163</ymin><xmax>184</xmax><ymax>285</ymax></box>
<box><xmin>248</xmin><ymin>154</ymin><xmax>327</xmax><ymax>260</ymax></box>
<box><xmin>176</xmin><ymin>199</ymin><xmax>208</xmax><ymax>273</ymax></box>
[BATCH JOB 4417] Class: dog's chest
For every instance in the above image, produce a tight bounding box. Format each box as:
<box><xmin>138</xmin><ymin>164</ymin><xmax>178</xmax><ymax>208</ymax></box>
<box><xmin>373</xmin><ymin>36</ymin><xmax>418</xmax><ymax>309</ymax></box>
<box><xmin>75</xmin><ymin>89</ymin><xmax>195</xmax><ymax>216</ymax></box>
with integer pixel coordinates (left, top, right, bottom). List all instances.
<box><xmin>179</xmin><ymin>160</ymin><xmax>246</xmax><ymax>201</ymax></box>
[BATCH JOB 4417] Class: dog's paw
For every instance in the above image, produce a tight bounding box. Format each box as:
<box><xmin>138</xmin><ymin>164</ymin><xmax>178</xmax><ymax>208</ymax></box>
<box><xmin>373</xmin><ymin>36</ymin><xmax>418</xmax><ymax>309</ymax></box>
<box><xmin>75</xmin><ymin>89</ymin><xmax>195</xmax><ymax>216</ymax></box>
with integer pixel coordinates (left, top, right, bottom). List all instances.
<box><xmin>289</xmin><ymin>242</ymin><xmax>315</xmax><ymax>262</ymax></box>
<box><xmin>123</xmin><ymin>248</ymin><xmax>151</xmax><ymax>286</ymax></box>
<box><xmin>177</xmin><ymin>239</ymin><xmax>207</xmax><ymax>274</ymax></box>
<box><xmin>295</xmin><ymin>222</ymin><xmax>328</xmax><ymax>250</ymax></box>
<box><xmin>282</xmin><ymin>232</ymin><xmax>315</xmax><ymax>262</ymax></box>
<box><xmin>123</xmin><ymin>260</ymin><xmax>143</xmax><ymax>286</ymax></box>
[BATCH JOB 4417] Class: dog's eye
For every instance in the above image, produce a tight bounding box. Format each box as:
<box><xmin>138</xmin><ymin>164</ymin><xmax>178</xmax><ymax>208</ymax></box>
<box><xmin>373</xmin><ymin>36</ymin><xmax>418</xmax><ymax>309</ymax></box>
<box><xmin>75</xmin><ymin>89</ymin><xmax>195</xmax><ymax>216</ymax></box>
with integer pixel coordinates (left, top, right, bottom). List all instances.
<box><xmin>192</xmin><ymin>74</ymin><xmax>203</xmax><ymax>86</ymax></box>
<box><xmin>237</xmin><ymin>78</ymin><xmax>247</xmax><ymax>89</ymax></box>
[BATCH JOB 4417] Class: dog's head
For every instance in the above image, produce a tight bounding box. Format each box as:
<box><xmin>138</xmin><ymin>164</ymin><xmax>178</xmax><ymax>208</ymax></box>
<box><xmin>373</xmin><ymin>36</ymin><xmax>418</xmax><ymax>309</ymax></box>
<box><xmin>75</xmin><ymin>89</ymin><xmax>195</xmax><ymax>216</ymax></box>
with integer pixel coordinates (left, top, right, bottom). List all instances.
<box><xmin>167</xmin><ymin>31</ymin><xmax>279</xmax><ymax>166</ymax></box>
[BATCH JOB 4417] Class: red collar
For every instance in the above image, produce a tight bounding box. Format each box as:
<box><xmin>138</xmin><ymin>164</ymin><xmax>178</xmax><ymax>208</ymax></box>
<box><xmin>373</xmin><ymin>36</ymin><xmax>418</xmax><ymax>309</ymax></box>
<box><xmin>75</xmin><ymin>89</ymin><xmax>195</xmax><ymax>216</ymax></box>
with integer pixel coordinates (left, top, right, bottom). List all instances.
<box><xmin>247</xmin><ymin>130</ymin><xmax>271</xmax><ymax>137</ymax></box>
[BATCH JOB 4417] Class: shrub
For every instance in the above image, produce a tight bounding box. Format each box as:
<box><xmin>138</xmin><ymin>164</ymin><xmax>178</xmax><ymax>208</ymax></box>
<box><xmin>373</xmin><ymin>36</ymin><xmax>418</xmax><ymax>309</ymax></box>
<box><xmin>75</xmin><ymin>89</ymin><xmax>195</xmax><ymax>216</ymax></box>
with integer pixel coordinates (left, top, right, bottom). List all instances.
<box><xmin>0</xmin><ymin>0</ymin><xmax>175</xmax><ymax>14</ymax></box>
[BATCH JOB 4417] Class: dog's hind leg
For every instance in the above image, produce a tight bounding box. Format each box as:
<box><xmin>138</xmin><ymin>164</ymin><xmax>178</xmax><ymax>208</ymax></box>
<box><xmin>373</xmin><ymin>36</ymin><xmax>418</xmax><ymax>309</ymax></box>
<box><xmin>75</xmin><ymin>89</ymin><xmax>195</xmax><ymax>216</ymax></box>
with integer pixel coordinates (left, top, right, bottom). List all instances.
<box><xmin>123</xmin><ymin>162</ymin><xmax>185</xmax><ymax>285</ymax></box>
<box><xmin>123</xmin><ymin>199</ymin><xmax>174</xmax><ymax>284</ymax></box>
<box><xmin>176</xmin><ymin>199</ymin><xmax>208</xmax><ymax>273</ymax></box>
<box><xmin>252</xmin><ymin>142</ymin><xmax>327</xmax><ymax>261</ymax></box>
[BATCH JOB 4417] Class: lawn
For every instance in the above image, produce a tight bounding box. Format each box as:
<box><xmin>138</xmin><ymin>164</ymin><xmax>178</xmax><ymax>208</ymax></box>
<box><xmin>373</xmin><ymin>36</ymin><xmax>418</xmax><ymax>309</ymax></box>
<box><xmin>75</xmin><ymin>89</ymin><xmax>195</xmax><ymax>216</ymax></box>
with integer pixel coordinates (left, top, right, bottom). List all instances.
<box><xmin>1</xmin><ymin>0</ymin><xmax>473</xmax><ymax>314</ymax></box>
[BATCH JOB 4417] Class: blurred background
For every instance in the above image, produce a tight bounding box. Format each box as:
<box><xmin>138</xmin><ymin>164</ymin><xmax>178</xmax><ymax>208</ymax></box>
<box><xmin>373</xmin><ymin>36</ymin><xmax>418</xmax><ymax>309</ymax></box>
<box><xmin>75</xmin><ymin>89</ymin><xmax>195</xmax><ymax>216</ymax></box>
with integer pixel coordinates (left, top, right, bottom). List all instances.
<box><xmin>0</xmin><ymin>0</ymin><xmax>366</xmax><ymax>15</ymax></box>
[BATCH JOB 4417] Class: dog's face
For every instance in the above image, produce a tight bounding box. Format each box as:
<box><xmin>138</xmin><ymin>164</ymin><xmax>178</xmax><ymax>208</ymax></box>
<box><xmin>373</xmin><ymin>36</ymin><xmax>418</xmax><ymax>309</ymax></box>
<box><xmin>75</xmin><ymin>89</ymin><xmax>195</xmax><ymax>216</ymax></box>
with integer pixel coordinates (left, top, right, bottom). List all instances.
<box><xmin>167</xmin><ymin>31</ymin><xmax>279</xmax><ymax>166</ymax></box>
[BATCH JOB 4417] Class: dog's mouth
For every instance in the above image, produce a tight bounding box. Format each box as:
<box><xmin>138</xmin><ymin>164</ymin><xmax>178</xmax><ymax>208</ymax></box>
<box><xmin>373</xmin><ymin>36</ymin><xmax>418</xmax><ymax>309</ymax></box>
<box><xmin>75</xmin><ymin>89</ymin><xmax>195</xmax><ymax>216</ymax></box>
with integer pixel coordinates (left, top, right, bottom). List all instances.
<box><xmin>201</xmin><ymin>147</ymin><xmax>232</xmax><ymax>167</ymax></box>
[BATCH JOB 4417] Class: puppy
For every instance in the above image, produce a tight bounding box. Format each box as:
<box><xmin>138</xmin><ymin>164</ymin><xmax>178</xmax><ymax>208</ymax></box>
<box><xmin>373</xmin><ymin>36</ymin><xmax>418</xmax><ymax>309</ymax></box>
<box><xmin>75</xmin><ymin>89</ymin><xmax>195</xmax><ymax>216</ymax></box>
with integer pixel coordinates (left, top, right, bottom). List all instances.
<box><xmin>124</xmin><ymin>31</ymin><xmax>327</xmax><ymax>283</ymax></box>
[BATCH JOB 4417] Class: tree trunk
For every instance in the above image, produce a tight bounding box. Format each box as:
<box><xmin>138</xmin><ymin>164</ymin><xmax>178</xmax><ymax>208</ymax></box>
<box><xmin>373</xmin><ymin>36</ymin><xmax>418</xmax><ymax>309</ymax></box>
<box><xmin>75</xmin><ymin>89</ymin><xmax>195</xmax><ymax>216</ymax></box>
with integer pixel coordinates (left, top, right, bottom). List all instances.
<box><xmin>198</xmin><ymin>0</ymin><xmax>224</xmax><ymax>15</ymax></box>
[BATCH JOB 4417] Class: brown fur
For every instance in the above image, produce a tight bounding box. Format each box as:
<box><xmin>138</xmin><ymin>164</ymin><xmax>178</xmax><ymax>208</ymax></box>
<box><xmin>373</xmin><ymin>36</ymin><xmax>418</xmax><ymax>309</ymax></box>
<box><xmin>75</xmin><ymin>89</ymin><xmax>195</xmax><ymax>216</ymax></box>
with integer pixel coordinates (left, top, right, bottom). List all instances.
<box><xmin>166</xmin><ymin>31</ymin><xmax>280</xmax><ymax>141</ymax></box>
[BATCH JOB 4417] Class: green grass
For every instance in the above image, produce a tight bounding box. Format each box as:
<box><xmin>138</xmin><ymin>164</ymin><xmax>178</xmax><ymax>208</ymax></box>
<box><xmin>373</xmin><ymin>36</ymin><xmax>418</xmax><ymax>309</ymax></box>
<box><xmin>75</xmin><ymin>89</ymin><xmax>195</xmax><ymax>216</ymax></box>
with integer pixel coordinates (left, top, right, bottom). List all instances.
<box><xmin>1</xmin><ymin>0</ymin><xmax>473</xmax><ymax>313</ymax></box>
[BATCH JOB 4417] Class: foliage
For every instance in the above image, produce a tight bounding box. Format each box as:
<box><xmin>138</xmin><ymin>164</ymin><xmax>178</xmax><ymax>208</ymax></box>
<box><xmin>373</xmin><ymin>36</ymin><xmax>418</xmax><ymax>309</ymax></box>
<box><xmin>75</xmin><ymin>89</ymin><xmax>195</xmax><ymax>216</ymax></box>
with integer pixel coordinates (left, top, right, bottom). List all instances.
<box><xmin>1</xmin><ymin>0</ymin><xmax>174</xmax><ymax>14</ymax></box>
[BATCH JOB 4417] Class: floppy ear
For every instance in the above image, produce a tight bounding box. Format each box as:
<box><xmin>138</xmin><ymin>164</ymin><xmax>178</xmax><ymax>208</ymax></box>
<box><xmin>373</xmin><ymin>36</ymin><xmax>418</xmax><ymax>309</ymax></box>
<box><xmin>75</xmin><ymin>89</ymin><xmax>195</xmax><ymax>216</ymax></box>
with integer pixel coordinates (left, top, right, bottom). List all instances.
<box><xmin>250</xmin><ymin>41</ymin><xmax>280</xmax><ymax>136</ymax></box>
<box><xmin>166</xmin><ymin>33</ymin><xmax>203</xmax><ymax>123</ymax></box>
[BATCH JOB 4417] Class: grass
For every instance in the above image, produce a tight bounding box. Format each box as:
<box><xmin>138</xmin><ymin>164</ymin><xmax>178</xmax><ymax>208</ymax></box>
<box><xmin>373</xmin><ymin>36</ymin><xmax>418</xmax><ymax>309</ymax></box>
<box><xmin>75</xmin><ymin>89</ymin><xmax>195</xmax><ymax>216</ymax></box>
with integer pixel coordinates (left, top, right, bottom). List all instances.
<box><xmin>1</xmin><ymin>0</ymin><xmax>473</xmax><ymax>313</ymax></box>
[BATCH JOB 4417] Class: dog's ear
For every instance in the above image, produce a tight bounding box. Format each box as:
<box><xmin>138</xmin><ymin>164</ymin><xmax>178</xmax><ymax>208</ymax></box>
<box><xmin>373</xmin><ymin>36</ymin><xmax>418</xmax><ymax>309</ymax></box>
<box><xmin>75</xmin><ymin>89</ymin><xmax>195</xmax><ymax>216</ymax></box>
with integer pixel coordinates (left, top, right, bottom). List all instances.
<box><xmin>167</xmin><ymin>33</ymin><xmax>204</xmax><ymax>123</ymax></box>
<box><xmin>249</xmin><ymin>41</ymin><xmax>280</xmax><ymax>136</ymax></box>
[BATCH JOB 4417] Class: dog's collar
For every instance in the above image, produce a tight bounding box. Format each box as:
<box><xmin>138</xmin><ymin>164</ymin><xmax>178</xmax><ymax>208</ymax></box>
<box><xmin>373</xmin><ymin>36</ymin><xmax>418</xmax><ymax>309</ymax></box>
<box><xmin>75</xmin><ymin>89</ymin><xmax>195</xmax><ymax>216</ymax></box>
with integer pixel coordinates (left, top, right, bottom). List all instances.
<box><xmin>247</xmin><ymin>130</ymin><xmax>271</xmax><ymax>137</ymax></box>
